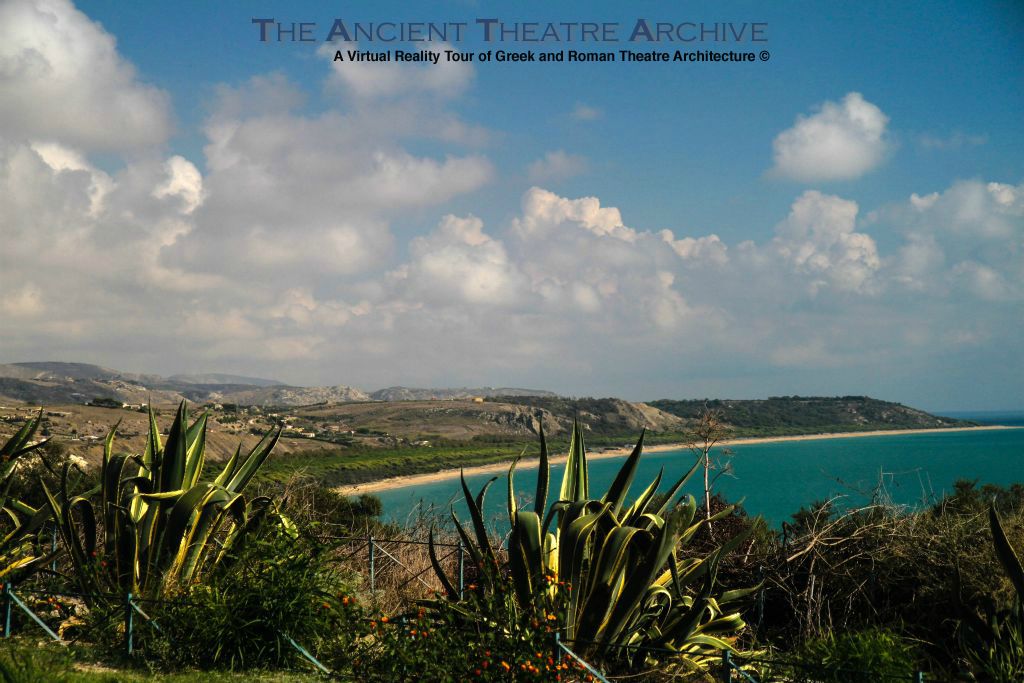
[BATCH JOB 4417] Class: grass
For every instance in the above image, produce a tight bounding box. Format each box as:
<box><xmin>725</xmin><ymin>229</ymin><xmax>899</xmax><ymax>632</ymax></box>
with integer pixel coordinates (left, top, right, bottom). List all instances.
<box><xmin>70</xmin><ymin>668</ymin><xmax>321</xmax><ymax>682</ymax></box>
<box><xmin>0</xmin><ymin>640</ymin><xmax>326</xmax><ymax>682</ymax></box>
<box><xmin>257</xmin><ymin>431</ymin><xmax>695</xmax><ymax>486</ymax></box>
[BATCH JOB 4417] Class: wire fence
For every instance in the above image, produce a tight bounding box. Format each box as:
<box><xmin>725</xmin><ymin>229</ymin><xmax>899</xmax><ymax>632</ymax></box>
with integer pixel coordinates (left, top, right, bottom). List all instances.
<box><xmin>4</xmin><ymin>529</ymin><xmax>953</xmax><ymax>682</ymax></box>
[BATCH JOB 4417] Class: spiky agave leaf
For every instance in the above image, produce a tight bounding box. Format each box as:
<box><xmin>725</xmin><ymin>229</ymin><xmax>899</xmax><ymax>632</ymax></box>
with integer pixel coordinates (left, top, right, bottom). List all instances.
<box><xmin>559</xmin><ymin>419</ymin><xmax>589</xmax><ymax>504</ymax></box>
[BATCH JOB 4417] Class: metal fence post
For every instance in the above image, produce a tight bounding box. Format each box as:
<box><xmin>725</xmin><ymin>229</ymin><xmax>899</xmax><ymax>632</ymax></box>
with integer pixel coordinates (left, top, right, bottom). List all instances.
<box><xmin>914</xmin><ymin>672</ymin><xmax>925</xmax><ymax>682</ymax></box>
<box><xmin>2</xmin><ymin>583</ymin><xmax>11</xmax><ymax>638</ymax></box>
<box><xmin>125</xmin><ymin>592</ymin><xmax>134</xmax><ymax>656</ymax></box>
<box><xmin>368</xmin><ymin>535</ymin><xmax>375</xmax><ymax>596</ymax></box>
<box><xmin>756</xmin><ymin>565</ymin><xmax>765</xmax><ymax>630</ymax></box>
<box><xmin>722</xmin><ymin>650</ymin><xmax>732</xmax><ymax>682</ymax></box>
<box><xmin>457</xmin><ymin>539</ymin><xmax>465</xmax><ymax>599</ymax></box>
<box><xmin>51</xmin><ymin>526</ymin><xmax>58</xmax><ymax>572</ymax></box>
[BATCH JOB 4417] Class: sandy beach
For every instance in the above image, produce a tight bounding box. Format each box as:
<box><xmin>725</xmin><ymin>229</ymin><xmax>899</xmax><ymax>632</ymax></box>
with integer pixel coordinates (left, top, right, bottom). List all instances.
<box><xmin>334</xmin><ymin>425</ymin><xmax>1019</xmax><ymax>496</ymax></box>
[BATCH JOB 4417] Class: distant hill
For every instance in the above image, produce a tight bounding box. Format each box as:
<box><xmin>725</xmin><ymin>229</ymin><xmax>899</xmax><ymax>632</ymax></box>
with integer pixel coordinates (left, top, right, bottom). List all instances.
<box><xmin>647</xmin><ymin>396</ymin><xmax>975</xmax><ymax>434</ymax></box>
<box><xmin>167</xmin><ymin>373</ymin><xmax>284</xmax><ymax>387</ymax></box>
<box><xmin>0</xmin><ymin>363</ymin><xmax>976</xmax><ymax>439</ymax></box>
<box><xmin>200</xmin><ymin>385</ymin><xmax>372</xmax><ymax>406</ymax></box>
<box><xmin>370</xmin><ymin>386</ymin><xmax>557</xmax><ymax>402</ymax></box>
<box><xmin>0</xmin><ymin>363</ymin><xmax>181</xmax><ymax>405</ymax></box>
<box><xmin>2</xmin><ymin>361</ymin><xmax>163</xmax><ymax>385</ymax></box>
<box><xmin>488</xmin><ymin>395</ymin><xmax>687</xmax><ymax>435</ymax></box>
<box><xmin>0</xmin><ymin>362</ymin><xmax>364</xmax><ymax>407</ymax></box>
<box><xmin>0</xmin><ymin>362</ymin><xmax>562</xmax><ymax>408</ymax></box>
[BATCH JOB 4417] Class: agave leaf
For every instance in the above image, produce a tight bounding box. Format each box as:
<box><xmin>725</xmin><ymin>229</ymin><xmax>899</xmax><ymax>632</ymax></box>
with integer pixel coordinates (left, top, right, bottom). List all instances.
<box><xmin>160</xmin><ymin>402</ymin><xmax>189</xmax><ymax>493</ymax></box>
<box><xmin>43</xmin><ymin>482</ymin><xmax>101</xmax><ymax>595</ymax></box>
<box><xmin>509</xmin><ymin>509</ymin><xmax>544</xmax><ymax>606</ymax></box>
<box><xmin>213</xmin><ymin>444</ymin><xmax>242</xmax><ymax>488</ymax></box>
<box><xmin>990</xmin><ymin>504</ymin><xmax>1024</xmax><ymax>599</ymax></box>
<box><xmin>176</xmin><ymin>490</ymin><xmax>246</xmax><ymax>587</ymax></box>
<box><xmin>460</xmin><ymin>472</ymin><xmax>497</xmax><ymax>568</ymax></box>
<box><xmin>560</xmin><ymin>503</ymin><xmax>609</xmax><ymax>637</ymax></box>
<box><xmin>428</xmin><ymin>526</ymin><xmax>460</xmax><ymax>600</ymax></box>
<box><xmin>543</xmin><ymin>530</ymin><xmax>559</xmax><ymax>577</ymax></box>
<box><xmin>0</xmin><ymin>501</ymin><xmax>52</xmax><ymax>549</ymax></box>
<box><xmin>535</xmin><ymin>421</ymin><xmax>550</xmax><ymax>515</ymax></box>
<box><xmin>224</xmin><ymin>427</ymin><xmax>281</xmax><ymax>493</ymax></box>
<box><xmin>507</xmin><ymin>457</ymin><xmax>520</xmax><ymax>523</ymax></box>
<box><xmin>656</xmin><ymin>559</ymin><xmax>718</xmax><ymax>648</ymax></box>
<box><xmin>602</xmin><ymin>505</ymin><xmax>685</xmax><ymax>646</ymax></box>
<box><xmin>182</xmin><ymin>412</ymin><xmax>209</xmax><ymax>489</ymax></box>
<box><xmin>145</xmin><ymin>403</ymin><xmax>162</xmax><ymax>467</ymax></box>
<box><xmin>603</xmin><ymin>429</ymin><xmax>646</xmax><ymax>514</ymax></box>
<box><xmin>130</xmin><ymin>405</ymin><xmax>162</xmax><ymax>521</ymax></box>
<box><xmin>719</xmin><ymin>583</ymin><xmax>763</xmax><ymax>605</ymax></box>
<box><xmin>559</xmin><ymin>419</ymin><xmax>589</xmax><ymax>503</ymax></box>
<box><xmin>651</xmin><ymin>456</ymin><xmax>703</xmax><ymax>520</ymax></box>
<box><xmin>160</xmin><ymin>484</ymin><xmax>218</xmax><ymax>561</ymax></box>
<box><xmin>450</xmin><ymin>510</ymin><xmax>485</xmax><ymax>576</ymax></box>
<box><xmin>0</xmin><ymin>409</ymin><xmax>43</xmax><ymax>457</ymax></box>
<box><xmin>138</xmin><ymin>490</ymin><xmax>187</xmax><ymax>501</ymax></box>
<box><xmin>622</xmin><ymin>468</ymin><xmax>664</xmax><ymax>525</ymax></box>
<box><xmin>576</xmin><ymin>525</ymin><xmax>647</xmax><ymax>642</ymax></box>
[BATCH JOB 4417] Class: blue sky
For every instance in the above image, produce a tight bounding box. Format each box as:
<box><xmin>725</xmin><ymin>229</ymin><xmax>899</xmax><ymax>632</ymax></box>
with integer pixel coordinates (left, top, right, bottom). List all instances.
<box><xmin>1</xmin><ymin>0</ymin><xmax>1022</xmax><ymax>410</ymax></box>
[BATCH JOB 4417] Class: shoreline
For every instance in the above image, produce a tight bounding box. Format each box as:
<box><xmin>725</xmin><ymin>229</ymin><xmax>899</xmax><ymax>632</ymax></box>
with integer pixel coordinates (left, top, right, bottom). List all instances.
<box><xmin>334</xmin><ymin>425</ymin><xmax>1020</xmax><ymax>496</ymax></box>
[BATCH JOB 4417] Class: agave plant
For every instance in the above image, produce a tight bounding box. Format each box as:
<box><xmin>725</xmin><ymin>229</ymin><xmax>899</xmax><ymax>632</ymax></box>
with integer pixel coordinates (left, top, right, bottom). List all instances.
<box><xmin>44</xmin><ymin>401</ymin><xmax>284</xmax><ymax>602</ymax></box>
<box><xmin>0</xmin><ymin>411</ymin><xmax>57</xmax><ymax>581</ymax></box>
<box><xmin>429</xmin><ymin>421</ymin><xmax>758</xmax><ymax>672</ymax></box>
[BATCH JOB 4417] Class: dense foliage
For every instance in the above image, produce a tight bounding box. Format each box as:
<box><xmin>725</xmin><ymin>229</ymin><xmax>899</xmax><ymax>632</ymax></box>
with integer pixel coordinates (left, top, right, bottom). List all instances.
<box><xmin>148</xmin><ymin>534</ymin><xmax>363</xmax><ymax>670</ymax></box>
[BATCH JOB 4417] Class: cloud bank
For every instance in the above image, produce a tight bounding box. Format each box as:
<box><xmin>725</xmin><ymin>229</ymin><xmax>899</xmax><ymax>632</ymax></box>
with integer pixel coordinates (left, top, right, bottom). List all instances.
<box><xmin>0</xmin><ymin>0</ymin><xmax>1020</xmax><ymax>408</ymax></box>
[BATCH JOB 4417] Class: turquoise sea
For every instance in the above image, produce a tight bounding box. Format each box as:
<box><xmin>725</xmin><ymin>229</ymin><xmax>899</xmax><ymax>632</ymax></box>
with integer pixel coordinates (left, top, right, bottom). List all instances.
<box><xmin>375</xmin><ymin>414</ymin><xmax>1024</xmax><ymax>528</ymax></box>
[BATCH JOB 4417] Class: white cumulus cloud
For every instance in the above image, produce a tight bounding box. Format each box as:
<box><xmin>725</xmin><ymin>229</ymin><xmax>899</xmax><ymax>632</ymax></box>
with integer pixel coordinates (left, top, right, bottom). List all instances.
<box><xmin>0</xmin><ymin>0</ymin><xmax>172</xmax><ymax>151</ymax></box>
<box><xmin>772</xmin><ymin>190</ymin><xmax>881</xmax><ymax>293</ymax></box>
<box><xmin>770</xmin><ymin>92</ymin><xmax>890</xmax><ymax>182</ymax></box>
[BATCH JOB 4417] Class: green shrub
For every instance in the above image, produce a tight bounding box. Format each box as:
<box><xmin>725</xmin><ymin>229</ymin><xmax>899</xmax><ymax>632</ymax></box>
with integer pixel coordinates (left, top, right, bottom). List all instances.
<box><xmin>957</xmin><ymin>504</ymin><xmax>1024</xmax><ymax>681</ymax></box>
<box><xmin>0</xmin><ymin>642</ymin><xmax>72</xmax><ymax>682</ymax></box>
<box><xmin>788</xmin><ymin>629</ymin><xmax>916</xmax><ymax>682</ymax></box>
<box><xmin>251</xmin><ymin>476</ymin><xmax>391</xmax><ymax>536</ymax></box>
<box><xmin>353</xmin><ymin>574</ymin><xmax>571</xmax><ymax>681</ymax></box>
<box><xmin>147</xmin><ymin>534</ymin><xmax>363</xmax><ymax>671</ymax></box>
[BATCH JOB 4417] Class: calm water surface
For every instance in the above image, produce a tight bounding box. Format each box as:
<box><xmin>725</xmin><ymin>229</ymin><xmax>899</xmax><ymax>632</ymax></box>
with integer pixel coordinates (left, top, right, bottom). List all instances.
<box><xmin>375</xmin><ymin>418</ymin><xmax>1024</xmax><ymax>528</ymax></box>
